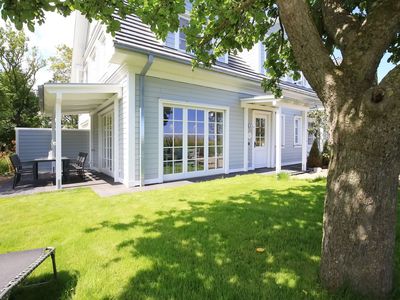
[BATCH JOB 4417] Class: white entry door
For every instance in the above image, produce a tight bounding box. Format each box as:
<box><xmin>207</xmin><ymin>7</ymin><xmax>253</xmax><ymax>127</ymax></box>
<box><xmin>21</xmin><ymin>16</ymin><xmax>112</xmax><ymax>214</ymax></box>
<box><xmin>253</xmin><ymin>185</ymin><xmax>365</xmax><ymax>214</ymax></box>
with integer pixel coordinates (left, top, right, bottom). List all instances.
<box><xmin>100</xmin><ymin>111</ymin><xmax>113</xmax><ymax>176</ymax></box>
<box><xmin>253</xmin><ymin>112</ymin><xmax>270</xmax><ymax>168</ymax></box>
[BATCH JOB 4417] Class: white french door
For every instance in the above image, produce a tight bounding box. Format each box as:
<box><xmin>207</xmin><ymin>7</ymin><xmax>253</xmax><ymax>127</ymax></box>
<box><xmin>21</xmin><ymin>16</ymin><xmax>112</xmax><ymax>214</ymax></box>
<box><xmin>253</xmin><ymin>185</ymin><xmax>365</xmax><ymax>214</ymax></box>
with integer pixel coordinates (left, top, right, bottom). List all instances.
<box><xmin>253</xmin><ymin>111</ymin><xmax>270</xmax><ymax>168</ymax></box>
<box><xmin>162</xmin><ymin>105</ymin><xmax>225</xmax><ymax>180</ymax></box>
<box><xmin>100</xmin><ymin>111</ymin><xmax>113</xmax><ymax>176</ymax></box>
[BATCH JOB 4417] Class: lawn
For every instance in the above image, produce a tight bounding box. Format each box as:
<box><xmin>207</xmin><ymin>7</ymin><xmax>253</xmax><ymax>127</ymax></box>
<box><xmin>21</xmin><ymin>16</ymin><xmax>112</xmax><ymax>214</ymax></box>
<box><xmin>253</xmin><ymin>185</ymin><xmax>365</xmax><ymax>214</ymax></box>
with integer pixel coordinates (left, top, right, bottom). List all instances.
<box><xmin>0</xmin><ymin>174</ymin><xmax>398</xmax><ymax>299</ymax></box>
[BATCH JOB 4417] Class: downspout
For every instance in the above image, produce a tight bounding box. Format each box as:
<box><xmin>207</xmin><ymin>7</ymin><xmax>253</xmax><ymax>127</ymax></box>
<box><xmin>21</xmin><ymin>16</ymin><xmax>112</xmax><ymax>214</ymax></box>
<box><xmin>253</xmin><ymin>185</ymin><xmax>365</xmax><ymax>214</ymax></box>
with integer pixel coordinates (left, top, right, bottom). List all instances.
<box><xmin>139</xmin><ymin>54</ymin><xmax>154</xmax><ymax>187</ymax></box>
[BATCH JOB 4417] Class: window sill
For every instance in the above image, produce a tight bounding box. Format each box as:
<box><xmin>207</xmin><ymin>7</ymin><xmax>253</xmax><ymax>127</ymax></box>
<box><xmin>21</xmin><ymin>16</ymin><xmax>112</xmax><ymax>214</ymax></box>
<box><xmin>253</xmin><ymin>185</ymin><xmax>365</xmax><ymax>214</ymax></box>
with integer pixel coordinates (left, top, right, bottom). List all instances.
<box><xmin>294</xmin><ymin>144</ymin><xmax>302</xmax><ymax>148</ymax></box>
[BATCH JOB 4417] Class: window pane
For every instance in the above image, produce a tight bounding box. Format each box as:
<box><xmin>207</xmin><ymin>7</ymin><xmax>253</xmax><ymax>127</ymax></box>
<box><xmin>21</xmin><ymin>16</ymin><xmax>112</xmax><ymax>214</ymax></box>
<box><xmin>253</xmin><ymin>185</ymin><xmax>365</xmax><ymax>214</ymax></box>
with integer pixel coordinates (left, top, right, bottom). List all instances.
<box><xmin>164</xmin><ymin>148</ymin><xmax>173</xmax><ymax>161</ymax></box>
<box><xmin>174</xmin><ymin>135</ymin><xmax>183</xmax><ymax>147</ymax></box>
<box><xmin>164</xmin><ymin>135</ymin><xmax>173</xmax><ymax>147</ymax></box>
<box><xmin>217</xmin><ymin>135</ymin><xmax>223</xmax><ymax>146</ymax></box>
<box><xmin>163</xmin><ymin>121</ymin><xmax>173</xmax><ymax>133</ymax></box>
<box><xmin>217</xmin><ymin>112</ymin><xmax>223</xmax><ymax>123</ymax></box>
<box><xmin>188</xmin><ymin>160</ymin><xmax>196</xmax><ymax>172</ymax></box>
<box><xmin>164</xmin><ymin>162</ymin><xmax>173</xmax><ymax>174</ymax></box>
<box><xmin>208</xmin><ymin>158</ymin><xmax>216</xmax><ymax>169</ymax></box>
<box><xmin>188</xmin><ymin>122</ymin><xmax>196</xmax><ymax>134</ymax></box>
<box><xmin>197</xmin><ymin>135</ymin><xmax>204</xmax><ymax>146</ymax></box>
<box><xmin>217</xmin><ymin>146</ymin><xmax>223</xmax><ymax>157</ymax></box>
<box><xmin>209</xmin><ymin>123</ymin><xmax>215</xmax><ymax>134</ymax></box>
<box><xmin>188</xmin><ymin>109</ymin><xmax>196</xmax><ymax>122</ymax></box>
<box><xmin>174</xmin><ymin>148</ymin><xmax>183</xmax><ymax>160</ymax></box>
<box><xmin>209</xmin><ymin>135</ymin><xmax>215</xmax><ymax>145</ymax></box>
<box><xmin>164</xmin><ymin>107</ymin><xmax>173</xmax><ymax>120</ymax></box>
<box><xmin>174</xmin><ymin>108</ymin><xmax>183</xmax><ymax>120</ymax></box>
<box><xmin>197</xmin><ymin>123</ymin><xmax>204</xmax><ymax>134</ymax></box>
<box><xmin>209</xmin><ymin>147</ymin><xmax>215</xmax><ymax>158</ymax></box>
<box><xmin>217</xmin><ymin>158</ymin><xmax>224</xmax><ymax>169</ymax></box>
<box><xmin>188</xmin><ymin>134</ymin><xmax>196</xmax><ymax>147</ymax></box>
<box><xmin>174</xmin><ymin>121</ymin><xmax>183</xmax><ymax>134</ymax></box>
<box><xmin>188</xmin><ymin>147</ymin><xmax>196</xmax><ymax>159</ymax></box>
<box><xmin>209</xmin><ymin>112</ymin><xmax>215</xmax><ymax>122</ymax></box>
<box><xmin>197</xmin><ymin>147</ymin><xmax>204</xmax><ymax>159</ymax></box>
<box><xmin>174</xmin><ymin>161</ymin><xmax>183</xmax><ymax>173</ymax></box>
<box><xmin>217</xmin><ymin>124</ymin><xmax>223</xmax><ymax>134</ymax></box>
<box><xmin>197</xmin><ymin>159</ymin><xmax>204</xmax><ymax>171</ymax></box>
<box><xmin>197</xmin><ymin>110</ymin><xmax>204</xmax><ymax>122</ymax></box>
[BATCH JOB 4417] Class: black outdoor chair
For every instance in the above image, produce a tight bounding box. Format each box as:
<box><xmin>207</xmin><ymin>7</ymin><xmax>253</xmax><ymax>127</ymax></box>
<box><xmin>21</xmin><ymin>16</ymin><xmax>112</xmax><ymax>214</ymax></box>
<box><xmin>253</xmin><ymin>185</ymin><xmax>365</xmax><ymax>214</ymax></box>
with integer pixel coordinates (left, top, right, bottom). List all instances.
<box><xmin>9</xmin><ymin>154</ymin><xmax>33</xmax><ymax>189</ymax></box>
<box><xmin>0</xmin><ymin>247</ymin><xmax>57</xmax><ymax>300</ymax></box>
<box><xmin>70</xmin><ymin>152</ymin><xmax>88</xmax><ymax>179</ymax></box>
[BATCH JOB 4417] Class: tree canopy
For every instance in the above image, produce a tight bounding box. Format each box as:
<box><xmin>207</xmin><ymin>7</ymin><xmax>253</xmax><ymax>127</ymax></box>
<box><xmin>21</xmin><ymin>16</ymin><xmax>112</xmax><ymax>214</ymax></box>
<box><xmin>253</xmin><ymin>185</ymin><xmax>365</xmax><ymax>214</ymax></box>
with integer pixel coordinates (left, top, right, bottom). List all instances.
<box><xmin>0</xmin><ymin>24</ymin><xmax>47</xmax><ymax>146</ymax></box>
<box><xmin>0</xmin><ymin>0</ymin><xmax>398</xmax><ymax>96</ymax></box>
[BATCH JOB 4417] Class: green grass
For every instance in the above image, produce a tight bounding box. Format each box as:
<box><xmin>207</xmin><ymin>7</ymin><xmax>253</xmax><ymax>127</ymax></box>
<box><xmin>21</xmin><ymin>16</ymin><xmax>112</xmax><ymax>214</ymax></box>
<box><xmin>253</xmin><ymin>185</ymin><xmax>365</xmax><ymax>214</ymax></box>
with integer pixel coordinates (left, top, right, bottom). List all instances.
<box><xmin>0</xmin><ymin>174</ymin><xmax>399</xmax><ymax>299</ymax></box>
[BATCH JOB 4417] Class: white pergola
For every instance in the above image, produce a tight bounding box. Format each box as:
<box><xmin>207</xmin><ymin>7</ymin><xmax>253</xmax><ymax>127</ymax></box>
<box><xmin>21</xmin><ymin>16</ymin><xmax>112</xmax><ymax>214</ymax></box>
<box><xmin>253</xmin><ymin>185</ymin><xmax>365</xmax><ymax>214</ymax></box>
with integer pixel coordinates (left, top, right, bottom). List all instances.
<box><xmin>39</xmin><ymin>83</ymin><xmax>122</xmax><ymax>189</ymax></box>
<box><xmin>241</xmin><ymin>90</ymin><xmax>320</xmax><ymax>173</ymax></box>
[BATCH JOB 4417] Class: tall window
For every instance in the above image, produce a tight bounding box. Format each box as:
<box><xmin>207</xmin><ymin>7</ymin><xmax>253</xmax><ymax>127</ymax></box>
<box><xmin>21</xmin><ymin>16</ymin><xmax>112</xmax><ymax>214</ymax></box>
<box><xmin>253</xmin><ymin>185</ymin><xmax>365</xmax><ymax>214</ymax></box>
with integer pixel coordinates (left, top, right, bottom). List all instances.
<box><xmin>187</xmin><ymin>109</ymin><xmax>205</xmax><ymax>172</ymax></box>
<box><xmin>294</xmin><ymin>116</ymin><xmax>302</xmax><ymax>146</ymax></box>
<box><xmin>163</xmin><ymin>105</ymin><xmax>224</xmax><ymax>177</ymax></box>
<box><xmin>163</xmin><ymin>107</ymin><xmax>183</xmax><ymax>175</ymax></box>
<box><xmin>281</xmin><ymin>115</ymin><xmax>285</xmax><ymax>147</ymax></box>
<box><xmin>208</xmin><ymin>111</ymin><xmax>224</xmax><ymax>170</ymax></box>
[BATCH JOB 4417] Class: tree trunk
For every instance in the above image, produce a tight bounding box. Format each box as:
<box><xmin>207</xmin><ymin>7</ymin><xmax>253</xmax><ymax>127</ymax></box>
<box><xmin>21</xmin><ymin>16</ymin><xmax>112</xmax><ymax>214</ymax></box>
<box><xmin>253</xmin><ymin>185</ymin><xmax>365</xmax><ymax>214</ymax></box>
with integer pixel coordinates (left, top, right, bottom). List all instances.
<box><xmin>320</xmin><ymin>114</ymin><xmax>398</xmax><ymax>298</ymax></box>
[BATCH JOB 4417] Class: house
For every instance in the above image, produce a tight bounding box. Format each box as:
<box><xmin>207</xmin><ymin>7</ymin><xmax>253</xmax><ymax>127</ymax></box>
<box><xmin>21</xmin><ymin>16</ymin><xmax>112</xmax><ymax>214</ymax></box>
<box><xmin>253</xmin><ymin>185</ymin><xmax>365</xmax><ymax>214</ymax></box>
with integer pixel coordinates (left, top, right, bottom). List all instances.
<box><xmin>37</xmin><ymin>8</ymin><xmax>321</xmax><ymax>189</ymax></box>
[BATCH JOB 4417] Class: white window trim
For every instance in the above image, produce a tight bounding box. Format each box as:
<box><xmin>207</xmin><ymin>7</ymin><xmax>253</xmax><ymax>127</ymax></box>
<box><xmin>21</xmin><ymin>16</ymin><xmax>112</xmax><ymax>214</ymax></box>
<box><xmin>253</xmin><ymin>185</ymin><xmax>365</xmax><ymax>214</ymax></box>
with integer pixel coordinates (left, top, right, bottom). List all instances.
<box><xmin>281</xmin><ymin>114</ymin><xmax>285</xmax><ymax>148</ymax></box>
<box><xmin>158</xmin><ymin>99</ymin><xmax>230</xmax><ymax>182</ymax></box>
<box><xmin>294</xmin><ymin>116</ymin><xmax>302</xmax><ymax>147</ymax></box>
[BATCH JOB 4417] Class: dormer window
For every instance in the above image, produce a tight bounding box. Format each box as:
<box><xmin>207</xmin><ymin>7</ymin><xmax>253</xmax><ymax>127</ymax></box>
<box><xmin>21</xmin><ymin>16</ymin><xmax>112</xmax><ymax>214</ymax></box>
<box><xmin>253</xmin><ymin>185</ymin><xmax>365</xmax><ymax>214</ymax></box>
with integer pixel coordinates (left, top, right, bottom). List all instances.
<box><xmin>164</xmin><ymin>14</ymin><xmax>228</xmax><ymax>64</ymax></box>
<box><xmin>178</xmin><ymin>17</ymin><xmax>189</xmax><ymax>51</ymax></box>
<box><xmin>165</xmin><ymin>16</ymin><xmax>189</xmax><ymax>51</ymax></box>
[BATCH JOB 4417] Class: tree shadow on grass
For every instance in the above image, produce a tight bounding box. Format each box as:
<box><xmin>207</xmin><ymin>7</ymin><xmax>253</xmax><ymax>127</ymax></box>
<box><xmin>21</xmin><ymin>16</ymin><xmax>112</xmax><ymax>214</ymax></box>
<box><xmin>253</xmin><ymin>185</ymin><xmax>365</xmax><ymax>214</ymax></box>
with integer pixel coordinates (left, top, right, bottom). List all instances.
<box><xmin>86</xmin><ymin>183</ymin><xmax>396</xmax><ymax>299</ymax></box>
<box><xmin>10</xmin><ymin>270</ymin><xmax>79</xmax><ymax>300</ymax></box>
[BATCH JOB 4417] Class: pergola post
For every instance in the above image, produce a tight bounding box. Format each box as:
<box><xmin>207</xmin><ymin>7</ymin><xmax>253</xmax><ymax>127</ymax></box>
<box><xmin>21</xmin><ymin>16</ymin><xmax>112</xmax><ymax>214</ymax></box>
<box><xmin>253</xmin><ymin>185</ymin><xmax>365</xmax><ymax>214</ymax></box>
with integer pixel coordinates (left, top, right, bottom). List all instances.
<box><xmin>243</xmin><ymin>107</ymin><xmax>249</xmax><ymax>172</ymax></box>
<box><xmin>55</xmin><ymin>93</ymin><xmax>62</xmax><ymax>189</ymax></box>
<box><xmin>275</xmin><ymin>107</ymin><xmax>282</xmax><ymax>173</ymax></box>
<box><xmin>113</xmin><ymin>97</ymin><xmax>119</xmax><ymax>182</ymax></box>
<box><xmin>301</xmin><ymin>110</ymin><xmax>308</xmax><ymax>171</ymax></box>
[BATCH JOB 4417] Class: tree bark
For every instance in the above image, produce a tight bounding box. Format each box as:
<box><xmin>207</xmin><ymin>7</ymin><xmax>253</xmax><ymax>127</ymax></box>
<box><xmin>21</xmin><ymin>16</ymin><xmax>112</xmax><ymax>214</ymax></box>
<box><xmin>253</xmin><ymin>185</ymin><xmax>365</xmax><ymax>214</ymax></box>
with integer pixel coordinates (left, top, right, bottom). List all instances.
<box><xmin>320</xmin><ymin>105</ymin><xmax>399</xmax><ymax>297</ymax></box>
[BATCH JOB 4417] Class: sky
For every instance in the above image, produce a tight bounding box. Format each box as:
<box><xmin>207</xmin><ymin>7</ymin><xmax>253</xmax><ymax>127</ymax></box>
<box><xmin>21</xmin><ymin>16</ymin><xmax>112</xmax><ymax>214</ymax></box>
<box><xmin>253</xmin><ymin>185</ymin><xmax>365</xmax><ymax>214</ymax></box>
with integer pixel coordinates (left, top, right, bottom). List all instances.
<box><xmin>3</xmin><ymin>13</ymin><xmax>397</xmax><ymax>85</ymax></box>
<box><xmin>26</xmin><ymin>13</ymin><xmax>75</xmax><ymax>85</ymax></box>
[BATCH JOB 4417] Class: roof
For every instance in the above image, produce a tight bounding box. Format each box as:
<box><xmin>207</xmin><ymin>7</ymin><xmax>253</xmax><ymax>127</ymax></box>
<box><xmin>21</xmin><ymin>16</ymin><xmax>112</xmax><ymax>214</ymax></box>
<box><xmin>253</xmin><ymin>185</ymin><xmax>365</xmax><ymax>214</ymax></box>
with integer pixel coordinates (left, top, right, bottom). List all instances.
<box><xmin>113</xmin><ymin>14</ymin><xmax>316</xmax><ymax>95</ymax></box>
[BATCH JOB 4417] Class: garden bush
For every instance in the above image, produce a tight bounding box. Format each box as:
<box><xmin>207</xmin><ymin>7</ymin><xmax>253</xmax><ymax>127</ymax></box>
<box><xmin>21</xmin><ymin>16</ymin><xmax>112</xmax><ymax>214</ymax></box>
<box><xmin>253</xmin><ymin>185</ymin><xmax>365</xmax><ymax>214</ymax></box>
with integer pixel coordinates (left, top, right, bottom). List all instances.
<box><xmin>321</xmin><ymin>141</ymin><xmax>330</xmax><ymax>168</ymax></box>
<box><xmin>307</xmin><ymin>139</ymin><xmax>322</xmax><ymax>168</ymax></box>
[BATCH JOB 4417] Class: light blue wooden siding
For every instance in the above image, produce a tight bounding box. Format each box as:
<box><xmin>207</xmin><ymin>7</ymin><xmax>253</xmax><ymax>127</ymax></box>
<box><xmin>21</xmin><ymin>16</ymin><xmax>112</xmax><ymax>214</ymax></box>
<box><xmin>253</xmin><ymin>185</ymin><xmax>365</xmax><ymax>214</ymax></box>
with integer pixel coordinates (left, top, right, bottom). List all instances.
<box><xmin>281</xmin><ymin>108</ymin><xmax>302</xmax><ymax>165</ymax></box>
<box><xmin>138</xmin><ymin>76</ymin><xmax>250</xmax><ymax>181</ymax></box>
<box><xmin>17</xmin><ymin>128</ymin><xmax>89</xmax><ymax>171</ymax></box>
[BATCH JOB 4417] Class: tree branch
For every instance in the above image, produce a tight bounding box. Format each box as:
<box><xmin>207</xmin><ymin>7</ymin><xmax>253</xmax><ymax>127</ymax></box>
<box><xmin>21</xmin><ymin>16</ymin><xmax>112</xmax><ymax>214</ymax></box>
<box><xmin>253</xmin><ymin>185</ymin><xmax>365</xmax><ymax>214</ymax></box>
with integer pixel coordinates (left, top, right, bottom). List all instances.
<box><xmin>276</xmin><ymin>0</ymin><xmax>339</xmax><ymax>106</ymax></box>
<box><xmin>321</xmin><ymin>0</ymin><xmax>361</xmax><ymax>51</ymax></box>
<box><xmin>342</xmin><ymin>1</ymin><xmax>400</xmax><ymax>87</ymax></box>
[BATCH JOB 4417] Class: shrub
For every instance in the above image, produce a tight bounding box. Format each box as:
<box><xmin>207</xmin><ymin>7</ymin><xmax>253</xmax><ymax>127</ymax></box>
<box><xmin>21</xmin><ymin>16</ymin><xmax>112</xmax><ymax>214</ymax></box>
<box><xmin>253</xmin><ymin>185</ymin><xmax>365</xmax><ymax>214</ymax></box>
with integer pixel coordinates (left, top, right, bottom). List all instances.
<box><xmin>307</xmin><ymin>139</ymin><xmax>322</xmax><ymax>168</ymax></box>
<box><xmin>321</xmin><ymin>141</ymin><xmax>331</xmax><ymax>168</ymax></box>
<box><xmin>0</xmin><ymin>152</ymin><xmax>11</xmax><ymax>176</ymax></box>
<box><xmin>277</xmin><ymin>172</ymin><xmax>290</xmax><ymax>181</ymax></box>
